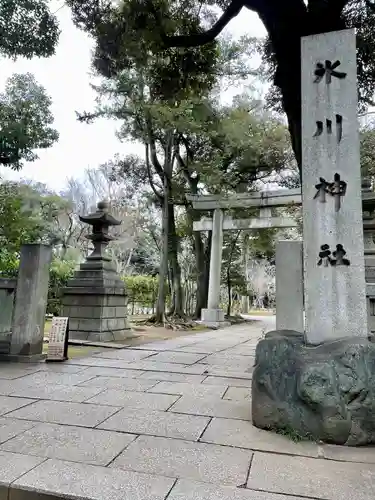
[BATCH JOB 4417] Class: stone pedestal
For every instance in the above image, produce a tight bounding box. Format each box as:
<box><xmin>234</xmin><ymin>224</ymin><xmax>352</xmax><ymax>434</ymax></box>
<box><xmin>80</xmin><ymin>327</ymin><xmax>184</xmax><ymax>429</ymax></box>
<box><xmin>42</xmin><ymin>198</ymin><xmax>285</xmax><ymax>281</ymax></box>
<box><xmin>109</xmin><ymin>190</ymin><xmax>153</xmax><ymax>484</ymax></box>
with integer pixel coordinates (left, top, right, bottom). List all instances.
<box><xmin>252</xmin><ymin>330</ymin><xmax>375</xmax><ymax>445</ymax></box>
<box><xmin>62</xmin><ymin>261</ymin><xmax>131</xmax><ymax>342</ymax></box>
<box><xmin>275</xmin><ymin>240</ymin><xmax>304</xmax><ymax>332</ymax></box>
<box><xmin>202</xmin><ymin>208</ymin><xmax>226</xmax><ymax>327</ymax></box>
<box><xmin>9</xmin><ymin>244</ymin><xmax>52</xmax><ymax>361</ymax></box>
<box><xmin>201</xmin><ymin>308</ymin><xmax>228</xmax><ymax>329</ymax></box>
<box><xmin>62</xmin><ymin>201</ymin><xmax>132</xmax><ymax>342</ymax></box>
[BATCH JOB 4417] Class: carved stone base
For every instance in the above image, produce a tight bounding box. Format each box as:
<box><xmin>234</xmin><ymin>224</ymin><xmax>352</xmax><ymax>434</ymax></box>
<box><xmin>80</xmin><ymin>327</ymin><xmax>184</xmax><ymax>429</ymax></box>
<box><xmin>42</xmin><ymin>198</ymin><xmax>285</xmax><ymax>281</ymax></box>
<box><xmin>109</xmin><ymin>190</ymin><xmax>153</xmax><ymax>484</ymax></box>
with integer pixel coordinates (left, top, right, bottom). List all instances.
<box><xmin>252</xmin><ymin>330</ymin><xmax>375</xmax><ymax>446</ymax></box>
<box><xmin>201</xmin><ymin>308</ymin><xmax>229</xmax><ymax>329</ymax></box>
<box><xmin>62</xmin><ymin>260</ymin><xmax>133</xmax><ymax>342</ymax></box>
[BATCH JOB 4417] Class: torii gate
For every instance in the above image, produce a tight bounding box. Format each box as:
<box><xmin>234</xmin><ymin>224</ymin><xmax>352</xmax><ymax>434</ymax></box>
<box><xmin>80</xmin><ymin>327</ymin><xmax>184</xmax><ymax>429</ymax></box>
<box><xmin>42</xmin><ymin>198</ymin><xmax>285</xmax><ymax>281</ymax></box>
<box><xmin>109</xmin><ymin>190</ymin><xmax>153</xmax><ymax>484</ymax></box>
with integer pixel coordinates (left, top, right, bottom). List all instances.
<box><xmin>187</xmin><ymin>188</ymin><xmax>375</xmax><ymax>330</ymax></box>
<box><xmin>186</xmin><ymin>189</ymin><xmax>301</xmax><ymax>327</ymax></box>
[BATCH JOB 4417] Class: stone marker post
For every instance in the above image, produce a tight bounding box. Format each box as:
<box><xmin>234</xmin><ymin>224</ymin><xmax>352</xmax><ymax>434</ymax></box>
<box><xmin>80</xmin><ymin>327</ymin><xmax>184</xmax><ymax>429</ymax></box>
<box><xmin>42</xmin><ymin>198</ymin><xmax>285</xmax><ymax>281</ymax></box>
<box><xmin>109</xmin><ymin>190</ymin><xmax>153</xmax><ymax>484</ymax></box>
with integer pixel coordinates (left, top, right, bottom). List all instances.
<box><xmin>301</xmin><ymin>28</ymin><xmax>367</xmax><ymax>344</ymax></box>
<box><xmin>9</xmin><ymin>244</ymin><xmax>52</xmax><ymax>361</ymax></box>
<box><xmin>201</xmin><ymin>208</ymin><xmax>225</xmax><ymax>327</ymax></box>
<box><xmin>252</xmin><ymin>29</ymin><xmax>375</xmax><ymax>445</ymax></box>
<box><xmin>275</xmin><ymin>240</ymin><xmax>304</xmax><ymax>332</ymax></box>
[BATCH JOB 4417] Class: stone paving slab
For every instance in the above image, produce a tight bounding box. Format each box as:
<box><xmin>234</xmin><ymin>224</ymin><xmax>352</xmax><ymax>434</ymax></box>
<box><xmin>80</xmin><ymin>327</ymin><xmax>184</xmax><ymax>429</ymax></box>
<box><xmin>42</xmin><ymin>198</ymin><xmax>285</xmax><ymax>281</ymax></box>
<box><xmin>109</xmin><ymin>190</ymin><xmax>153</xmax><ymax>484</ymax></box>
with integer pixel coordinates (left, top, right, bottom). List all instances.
<box><xmin>169</xmin><ymin>395</ymin><xmax>250</xmax><ymax>420</ymax></box>
<box><xmin>78</xmin><ymin>366</ymin><xmax>144</xmax><ymax>378</ymax></box>
<box><xmin>148</xmin><ymin>381</ymin><xmax>227</xmax><ymax>398</ymax></box>
<box><xmin>0</xmin><ymin>450</ymin><xmax>45</xmax><ymax>496</ymax></box>
<box><xmin>6</xmin><ymin>400</ymin><xmax>120</xmax><ymax>428</ymax></box>
<box><xmin>201</xmin><ymin>418</ymin><xmax>319</xmax><ymax>457</ymax></box>
<box><xmin>9</xmin><ymin>371</ymin><xmax>95</xmax><ymax>387</ymax></box>
<box><xmin>0</xmin><ymin>419</ymin><xmax>36</xmax><ymax>445</ymax></box>
<box><xmin>138</xmin><ymin>371</ymin><xmax>206</xmax><ymax>384</ymax></box>
<box><xmin>0</xmin><ymin>367</ymin><xmax>42</xmax><ymax>380</ymax></box>
<box><xmin>322</xmin><ymin>444</ymin><xmax>375</xmax><ymax>464</ymax></box>
<box><xmin>200</xmin><ymin>354</ymin><xmax>254</xmax><ymax>370</ymax></box>
<box><xmin>126</xmin><ymin>361</ymin><xmax>208</xmax><ymax>375</ymax></box>
<box><xmin>111</xmin><ymin>435</ymin><xmax>253</xmax><ymax>486</ymax></box>
<box><xmin>87</xmin><ymin>388</ymin><xmax>179</xmax><ymax>410</ymax></box>
<box><xmin>248</xmin><ymin>452</ymin><xmax>375</xmax><ymax>500</ymax></box>
<box><xmin>11</xmin><ymin>458</ymin><xmax>175</xmax><ymax>500</ymax></box>
<box><xmin>92</xmin><ymin>349</ymin><xmax>158</xmax><ymax>362</ymax></box>
<box><xmin>78</xmin><ymin>376</ymin><xmax>158</xmax><ymax>391</ymax></box>
<box><xmin>142</xmin><ymin>351</ymin><xmax>207</xmax><ymax>365</ymax></box>
<box><xmin>98</xmin><ymin>406</ymin><xmax>210</xmax><ymax>441</ymax></box>
<box><xmin>9</xmin><ymin>384</ymin><xmax>105</xmax><ymax>403</ymax></box>
<box><xmin>222</xmin><ymin>347</ymin><xmax>256</xmax><ymax>356</ymax></box>
<box><xmin>177</xmin><ymin>343</ymin><xmax>240</xmax><ymax>354</ymax></box>
<box><xmin>0</xmin><ymin>381</ymin><xmax>34</xmax><ymax>397</ymax></box>
<box><xmin>1</xmin><ymin>423</ymin><xmax>135</xmax><ymax>466</ymax></box>
<box><xmin>202</xmin><ymin>376</ymin><xmax>252</xmax><ymax>387</ymax></box>
<box><xmin>0</xmin><ymin>396</ymin><xmax>36</xmax><ymax>416</ymax></box>
<box><xmin>168</xmin><ymin>479</ymin><xmax>305</xmax><ymax>500</ymax></box>
<box><xmin>36</xmin><ymin>364</ymin><xmax>88</xmax><ymax>374</ymax></box>
<box><xmin>0</xmin><ymin>319</ymin><xmax>374</xmax><ymax>500</ymax></box>
<box><xmin>198</xmin><ymin>367</ymin><xmax>253</xmax><ymax>378</ymax></box>
<box><xmin>67</xmin><ymin>357</ymin><xmax>144</xmax><ymax>369</ymax></box>
<box><xmin>223</xmin><ymin>387</ymin><xmax>251</xmax><ymax>401</ymax></box>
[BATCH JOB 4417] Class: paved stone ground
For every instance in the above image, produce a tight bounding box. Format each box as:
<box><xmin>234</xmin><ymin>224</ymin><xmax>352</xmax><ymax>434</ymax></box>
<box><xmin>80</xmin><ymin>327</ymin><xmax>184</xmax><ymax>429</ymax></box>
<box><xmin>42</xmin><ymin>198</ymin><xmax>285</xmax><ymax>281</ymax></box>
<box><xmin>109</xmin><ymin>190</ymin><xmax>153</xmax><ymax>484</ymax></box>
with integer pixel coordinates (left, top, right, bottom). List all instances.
<box><xmin>0</xmin><ymin>319</ymin><xmax>374</xmax><ymax>500</ymax></box>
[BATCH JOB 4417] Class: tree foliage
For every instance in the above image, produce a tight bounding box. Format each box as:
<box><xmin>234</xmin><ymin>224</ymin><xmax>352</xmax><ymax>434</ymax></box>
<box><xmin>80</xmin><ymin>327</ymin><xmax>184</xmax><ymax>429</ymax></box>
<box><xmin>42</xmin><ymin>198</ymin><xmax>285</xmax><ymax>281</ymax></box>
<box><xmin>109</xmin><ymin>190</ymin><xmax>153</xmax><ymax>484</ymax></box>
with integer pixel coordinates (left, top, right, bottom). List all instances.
<box><xmin>0</xmin><ymin>73</ymin><xmax>59</xmax><ymax>169</ymax></box>
<box><xmin>0</xmin><ymin>0</ymin><xmax>59</xmax><ymax>59</ymax></box>
<box><xmin>68</xmin><ymin>0</ymin><xmax>375</xmax><ymax>172</ymax></box>
<box><xmin>0</xmin><ymin>180</ymin><xmax>68</xmax><ymax>272</ymax></box>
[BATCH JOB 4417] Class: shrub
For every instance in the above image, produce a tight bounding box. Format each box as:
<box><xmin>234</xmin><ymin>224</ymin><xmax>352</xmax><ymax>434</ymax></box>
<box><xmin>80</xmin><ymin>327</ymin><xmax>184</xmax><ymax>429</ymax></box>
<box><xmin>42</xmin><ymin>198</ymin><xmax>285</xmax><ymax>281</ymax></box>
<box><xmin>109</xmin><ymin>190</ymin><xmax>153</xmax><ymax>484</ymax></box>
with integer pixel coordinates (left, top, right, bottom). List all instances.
<box><xmin>47</xmin><ymin>259</ymin><xmax>76</xmax><ymax>315</ymax></box>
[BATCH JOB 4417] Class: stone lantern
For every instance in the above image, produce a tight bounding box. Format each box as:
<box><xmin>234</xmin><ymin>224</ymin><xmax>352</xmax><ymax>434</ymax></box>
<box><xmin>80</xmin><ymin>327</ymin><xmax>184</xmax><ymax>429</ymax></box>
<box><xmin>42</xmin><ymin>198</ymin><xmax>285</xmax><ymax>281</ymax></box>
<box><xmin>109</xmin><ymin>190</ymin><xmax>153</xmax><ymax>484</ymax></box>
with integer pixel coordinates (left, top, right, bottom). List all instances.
<box><xmin>62</xmin><ymin>201</ymin><xmax>132</xmax><ymax>342</ymax></box>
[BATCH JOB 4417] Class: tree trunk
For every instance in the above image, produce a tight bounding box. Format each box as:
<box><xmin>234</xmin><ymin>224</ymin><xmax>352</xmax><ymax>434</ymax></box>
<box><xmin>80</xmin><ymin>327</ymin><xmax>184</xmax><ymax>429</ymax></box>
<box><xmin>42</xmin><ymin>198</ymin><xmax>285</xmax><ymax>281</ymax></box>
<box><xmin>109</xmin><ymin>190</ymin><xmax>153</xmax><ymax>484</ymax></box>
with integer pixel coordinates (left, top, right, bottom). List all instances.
<box><xmin>167</xmin><ymin>202</ymin><xmax>184</xmax><ymax>317</ymax></box>
<box><xmin>256</xmin><ymin>2</ymin><xmax>347</xmax><ymax>174</ymax></box>
<box><xmin>155</xmin><ymin>196</ymin><xmax>169</xmax><ymax>323</ymax></box>
<box><xmin>226</xmin><ymin>266</ymin><xmax>232</xmax><ymax>317</ymax></box>
<box><xmin>185</xmin><ymin>206</ymin><xmax>211</xmax><ymax>320</ymax></box>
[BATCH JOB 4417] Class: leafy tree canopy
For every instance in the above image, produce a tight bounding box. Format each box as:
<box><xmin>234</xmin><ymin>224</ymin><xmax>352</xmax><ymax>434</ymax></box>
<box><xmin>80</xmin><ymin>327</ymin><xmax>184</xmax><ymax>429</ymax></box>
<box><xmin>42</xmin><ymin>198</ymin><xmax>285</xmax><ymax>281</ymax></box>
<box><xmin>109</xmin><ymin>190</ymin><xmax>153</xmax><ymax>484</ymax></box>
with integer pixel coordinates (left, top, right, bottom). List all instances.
<box><xmin>0</xmin><ymin>0</ymin><xmax>59</xmax><ymax>59</ymax></box>
<box><xmin>68</xmin><ymin>0</ymin><xmax>375</xmax><ymax>171</ymax></box>
<box><xmin>0</xmin><ymin>180</ymin><xmax>69</xmax><ymax>272</ymax></box>
<box><xmin>0</xmin><ymin>73</ymin><xmax>59</xmax><ymax>169</ymax></box>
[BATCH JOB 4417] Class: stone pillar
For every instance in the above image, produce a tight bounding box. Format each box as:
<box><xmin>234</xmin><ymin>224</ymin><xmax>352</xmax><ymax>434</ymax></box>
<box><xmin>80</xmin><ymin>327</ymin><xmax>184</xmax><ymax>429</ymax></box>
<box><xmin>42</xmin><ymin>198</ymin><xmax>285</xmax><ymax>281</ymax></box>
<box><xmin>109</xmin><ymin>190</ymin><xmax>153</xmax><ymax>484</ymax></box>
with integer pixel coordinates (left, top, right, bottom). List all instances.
<box><xmin>0</xmin><ymin>279</ymin><xmax>17</xmax><ymax>355</ymax></box>
<box><xmin>276</xmin><ymin>240</ymin><xmax>304</xmax><ymax>332</ymax></box>
<box><xmin>201</xmin><ymin>208</ymin><xmax>226</xmax><ymax>327</ymax></box>
<box><xmin>9</xmin><ymin>244</ymin><xmax>52</xmax><ymax>361</ymax></box>
<box><xmin>301</xmin><ymin>29</ymin><xmax>367</xmax><ymax>344</ymax></box>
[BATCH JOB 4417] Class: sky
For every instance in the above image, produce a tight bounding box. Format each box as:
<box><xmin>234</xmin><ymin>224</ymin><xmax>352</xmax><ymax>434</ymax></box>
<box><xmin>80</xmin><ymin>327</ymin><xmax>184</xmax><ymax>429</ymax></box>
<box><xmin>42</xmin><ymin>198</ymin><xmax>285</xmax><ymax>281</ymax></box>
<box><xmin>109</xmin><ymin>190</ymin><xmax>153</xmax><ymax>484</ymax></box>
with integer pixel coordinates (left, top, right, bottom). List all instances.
<box><xmin>0</xmin><ymin>2</ymin><xmax>266</xmax><ymax>191</ymax></box>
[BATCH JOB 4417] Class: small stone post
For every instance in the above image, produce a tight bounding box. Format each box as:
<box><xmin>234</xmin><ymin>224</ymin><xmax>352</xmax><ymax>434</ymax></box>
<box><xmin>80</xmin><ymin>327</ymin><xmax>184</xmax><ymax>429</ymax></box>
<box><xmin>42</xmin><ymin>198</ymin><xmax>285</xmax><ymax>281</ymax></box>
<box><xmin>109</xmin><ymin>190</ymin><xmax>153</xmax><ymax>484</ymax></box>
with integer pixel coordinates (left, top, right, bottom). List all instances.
<box><xmin>362</xmin><ymin>178</ymin><xmax>375</xmax><ymax>336</ymax></box>
<box><xmin>276</xmin><ymin>240</ymin><xmax>304</xmax><ymax>332</ymax></box>
<box><xmin>201</xmin><ymin>208</ymin><xmax>226</xmax><ymax>326</ymax></box>
<box><xmin>9</xmin><ymin>244</ymin><xmax>52</xmax><ymax>361</ymax></box>
<box><xmin>62</xmin><ymin>201</ymin><xmax>132</xmax><ymax>342</ymax></box>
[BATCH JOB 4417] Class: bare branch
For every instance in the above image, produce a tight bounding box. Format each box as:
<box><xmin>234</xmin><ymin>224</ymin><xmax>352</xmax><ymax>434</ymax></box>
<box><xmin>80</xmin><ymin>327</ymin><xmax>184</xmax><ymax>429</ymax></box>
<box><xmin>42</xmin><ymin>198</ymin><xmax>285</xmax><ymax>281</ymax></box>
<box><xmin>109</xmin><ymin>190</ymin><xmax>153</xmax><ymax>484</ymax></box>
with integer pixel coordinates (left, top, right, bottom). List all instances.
<box><xmin>163</xmin><ymin>0</ymin><xmax>245</xmax><ymax>48</ymax></box>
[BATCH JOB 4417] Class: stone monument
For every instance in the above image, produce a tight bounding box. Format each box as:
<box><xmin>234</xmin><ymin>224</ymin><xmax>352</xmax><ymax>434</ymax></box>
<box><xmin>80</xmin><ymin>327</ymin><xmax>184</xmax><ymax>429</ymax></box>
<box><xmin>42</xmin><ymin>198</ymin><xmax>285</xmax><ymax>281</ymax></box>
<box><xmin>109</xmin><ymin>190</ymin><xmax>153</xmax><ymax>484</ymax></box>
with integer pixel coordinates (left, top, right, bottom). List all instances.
<box><xmin>252</xmin><ymin>29</ymin><xmax>375</xmax><ymax>446</ymax></box>
<box><xmin>62</xmin><ymin>201</ymin><xmax>132</xmax><ymax>342</ymax></box>
<box><xmin>8</xmin><ymin>244</ymin><xmax>52</xmax><ymax>361</ymax></box>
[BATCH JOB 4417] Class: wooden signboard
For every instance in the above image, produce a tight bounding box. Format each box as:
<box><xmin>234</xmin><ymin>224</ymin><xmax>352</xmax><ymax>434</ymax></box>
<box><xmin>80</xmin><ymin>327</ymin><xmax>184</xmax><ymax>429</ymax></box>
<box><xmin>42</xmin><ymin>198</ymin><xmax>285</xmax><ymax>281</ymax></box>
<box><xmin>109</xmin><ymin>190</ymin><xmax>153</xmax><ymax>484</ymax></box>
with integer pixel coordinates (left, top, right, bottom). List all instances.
<box><xmin>46</xmin><ymin>317</ymin><xmax>69</xmax><ymax>362</ymax></box>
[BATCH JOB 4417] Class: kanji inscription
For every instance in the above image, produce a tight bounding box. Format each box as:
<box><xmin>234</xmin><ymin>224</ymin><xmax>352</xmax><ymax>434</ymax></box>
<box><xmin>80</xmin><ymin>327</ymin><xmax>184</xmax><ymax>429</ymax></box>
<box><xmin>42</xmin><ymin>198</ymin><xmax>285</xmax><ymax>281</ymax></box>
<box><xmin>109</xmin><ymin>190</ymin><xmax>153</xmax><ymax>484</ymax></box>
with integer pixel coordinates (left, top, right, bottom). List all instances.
<box><xmin>314</xmin><ymin>60</ymin><xmax>347</xmax><ymax>84</ymax></box>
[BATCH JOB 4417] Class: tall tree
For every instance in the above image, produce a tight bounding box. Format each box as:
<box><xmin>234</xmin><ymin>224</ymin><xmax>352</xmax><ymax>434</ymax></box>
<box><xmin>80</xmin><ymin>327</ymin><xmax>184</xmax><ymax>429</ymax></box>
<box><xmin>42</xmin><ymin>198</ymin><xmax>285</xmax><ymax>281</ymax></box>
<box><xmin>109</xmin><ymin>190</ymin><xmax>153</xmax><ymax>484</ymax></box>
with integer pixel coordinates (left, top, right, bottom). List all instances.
<box><xmin>0</xmin><ymin>0</ymin><xmax>59</xmax><ymax>58</ymax></box>
<box><xmin>160</xmin><ymin>0</ymin><xmax>375</xmax><ymax>171</ymax></box>
<box><xmin>0</xmin><ymin>73</ymin><xmax>59</xmax><ymax>168</ymax></box>
<box><xmin>68</xmin><ymin>0</ymin><xmax>375</xmax><ymax>172</ymax></box>
<box><xmin>73</xmin><ymin>0</ymin><xmax>222</xmax><ymax>322</ymax></box>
